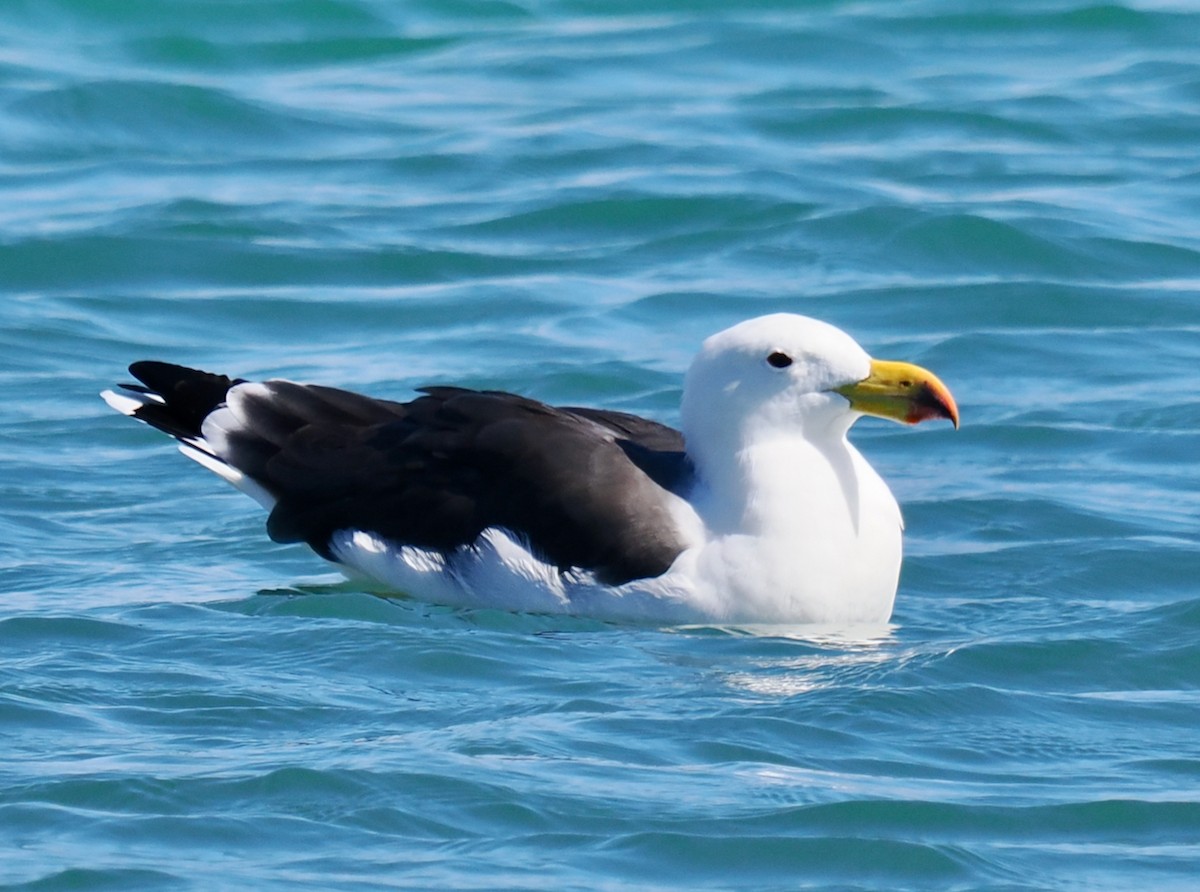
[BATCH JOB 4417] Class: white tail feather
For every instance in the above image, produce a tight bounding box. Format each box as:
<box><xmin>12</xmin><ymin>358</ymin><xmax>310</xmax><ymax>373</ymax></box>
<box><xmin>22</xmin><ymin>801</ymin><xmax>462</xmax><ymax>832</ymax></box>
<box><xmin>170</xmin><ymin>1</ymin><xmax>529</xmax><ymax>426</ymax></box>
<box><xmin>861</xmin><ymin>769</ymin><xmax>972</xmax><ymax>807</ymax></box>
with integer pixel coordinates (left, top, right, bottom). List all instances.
<box><xmin>178</xmin><ymin>444</ymin><xmax>277</xmax><ymax>510</ymax></box>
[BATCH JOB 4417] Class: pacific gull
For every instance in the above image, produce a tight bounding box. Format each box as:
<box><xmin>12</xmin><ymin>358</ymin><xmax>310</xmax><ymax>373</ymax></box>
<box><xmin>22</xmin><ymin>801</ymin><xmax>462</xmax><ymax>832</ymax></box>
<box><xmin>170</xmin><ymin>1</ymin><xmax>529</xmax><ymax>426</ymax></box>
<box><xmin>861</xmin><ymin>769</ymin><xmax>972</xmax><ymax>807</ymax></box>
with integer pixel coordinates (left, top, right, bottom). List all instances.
<box><xmin>102</xmin><ymin>313</ymin><xmax>957</xmax><ymax>623</ymax></box>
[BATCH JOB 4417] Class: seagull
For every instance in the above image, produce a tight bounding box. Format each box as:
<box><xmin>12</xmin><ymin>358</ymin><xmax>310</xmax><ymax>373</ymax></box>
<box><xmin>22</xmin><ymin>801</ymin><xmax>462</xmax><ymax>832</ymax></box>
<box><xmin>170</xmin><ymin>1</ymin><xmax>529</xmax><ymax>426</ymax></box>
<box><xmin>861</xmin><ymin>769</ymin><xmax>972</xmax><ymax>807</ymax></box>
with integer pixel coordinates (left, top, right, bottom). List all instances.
<box><xmin>102</xmin><ymin>314</ymin><xmax>957</xmax><ymax>624</ymax></box>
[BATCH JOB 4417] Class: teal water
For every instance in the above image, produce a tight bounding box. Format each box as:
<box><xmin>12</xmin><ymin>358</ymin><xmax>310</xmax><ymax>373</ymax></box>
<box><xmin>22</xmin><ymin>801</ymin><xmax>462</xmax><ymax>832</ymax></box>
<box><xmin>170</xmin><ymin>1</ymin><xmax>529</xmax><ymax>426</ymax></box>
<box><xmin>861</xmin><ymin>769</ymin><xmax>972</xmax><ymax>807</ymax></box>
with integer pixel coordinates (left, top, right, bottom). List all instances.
<box><xmin>4</xmin><ymin>0</ymin><xmax>1200</xmax><ymax>888</ymax></box>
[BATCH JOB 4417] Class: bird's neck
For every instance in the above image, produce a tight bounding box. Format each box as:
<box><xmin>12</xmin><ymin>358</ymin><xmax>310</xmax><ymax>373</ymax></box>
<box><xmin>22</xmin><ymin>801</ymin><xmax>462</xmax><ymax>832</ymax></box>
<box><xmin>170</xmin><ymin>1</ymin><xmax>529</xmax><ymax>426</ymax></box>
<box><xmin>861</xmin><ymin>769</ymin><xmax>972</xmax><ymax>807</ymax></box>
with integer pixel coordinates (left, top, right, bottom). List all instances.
<box><xmin>694</xmin><ymin>431</ymin><xmax>861</xmax><ymax>535</ymax></box>
<box><xmin>686</xmin><ymin>408</ymin><xmax>860</xmax><ymax>527</ymax></box>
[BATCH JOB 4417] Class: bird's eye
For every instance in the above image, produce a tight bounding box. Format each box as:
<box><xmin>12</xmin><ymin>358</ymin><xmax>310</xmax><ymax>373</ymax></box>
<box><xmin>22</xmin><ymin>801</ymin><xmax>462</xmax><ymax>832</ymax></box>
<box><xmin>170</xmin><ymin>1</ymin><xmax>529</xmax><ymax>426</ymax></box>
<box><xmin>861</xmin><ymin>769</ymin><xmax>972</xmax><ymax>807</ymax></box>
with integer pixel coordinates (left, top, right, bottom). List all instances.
<box><xmin>766</xmin><ymin>351</ymin><xmax>793</xmax><ymax>369</ymax></box>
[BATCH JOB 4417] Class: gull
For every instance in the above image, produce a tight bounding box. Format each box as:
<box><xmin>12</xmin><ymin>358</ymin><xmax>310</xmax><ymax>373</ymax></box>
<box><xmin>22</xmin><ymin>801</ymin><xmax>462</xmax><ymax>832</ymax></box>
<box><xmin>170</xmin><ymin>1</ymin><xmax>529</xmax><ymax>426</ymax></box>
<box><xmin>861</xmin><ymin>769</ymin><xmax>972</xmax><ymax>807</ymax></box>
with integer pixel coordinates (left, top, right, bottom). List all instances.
<box><xmin>103</xmin><ymin>314</ymin><xmax>957</xmax><ymax>624</ymax></box>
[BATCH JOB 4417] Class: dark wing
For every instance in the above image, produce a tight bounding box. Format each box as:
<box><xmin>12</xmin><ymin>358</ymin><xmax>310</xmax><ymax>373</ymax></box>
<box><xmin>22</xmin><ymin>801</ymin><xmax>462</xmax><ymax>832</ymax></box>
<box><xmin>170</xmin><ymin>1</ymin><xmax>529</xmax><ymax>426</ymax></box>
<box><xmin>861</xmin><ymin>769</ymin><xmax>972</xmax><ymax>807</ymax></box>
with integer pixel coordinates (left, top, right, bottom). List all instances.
<box><xmin>114</xmin><ymin>364</ymin><xmax>690</xmax><ymax>585</ymax></box>
<box><xmin>559</xmin><ymin>406</ymin><xmax>693</xmax><ymax>496</ymax></box>
<box><xmin>122</xmin><ymin>361</ymin><xmax>244</xmax><ymax>439</ymax></box>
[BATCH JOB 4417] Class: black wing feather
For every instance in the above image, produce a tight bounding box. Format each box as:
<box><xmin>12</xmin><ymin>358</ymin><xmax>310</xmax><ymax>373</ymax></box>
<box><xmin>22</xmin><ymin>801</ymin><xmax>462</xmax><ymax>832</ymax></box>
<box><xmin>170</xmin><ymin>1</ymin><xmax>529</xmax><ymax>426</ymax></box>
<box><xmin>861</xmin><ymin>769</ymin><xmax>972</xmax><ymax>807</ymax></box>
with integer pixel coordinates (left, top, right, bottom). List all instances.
<box><xmin>125</xmin><ymin>361</ymin><xmax>241</xmax><ymax>440</ymax></box>
<box><xmin>561</xmin><ymin>406</ymin><xmax>692</xmax><ymax>495</ymax></box>
<box><xmin>118</xmin><ymin>364</ymin><xmax>692</xmax><ymax>586</ymax></box>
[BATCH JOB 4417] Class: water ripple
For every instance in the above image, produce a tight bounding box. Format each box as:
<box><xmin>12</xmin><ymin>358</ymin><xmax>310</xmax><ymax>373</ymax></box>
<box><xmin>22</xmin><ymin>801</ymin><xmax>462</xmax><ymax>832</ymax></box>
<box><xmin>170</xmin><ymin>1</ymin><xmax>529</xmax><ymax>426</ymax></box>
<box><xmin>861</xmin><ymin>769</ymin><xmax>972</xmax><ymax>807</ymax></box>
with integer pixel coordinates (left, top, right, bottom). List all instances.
<box><xmin>4</xmin><ymin>1</ymin><xmax>1200</xmax><ymax>889</ymax></box>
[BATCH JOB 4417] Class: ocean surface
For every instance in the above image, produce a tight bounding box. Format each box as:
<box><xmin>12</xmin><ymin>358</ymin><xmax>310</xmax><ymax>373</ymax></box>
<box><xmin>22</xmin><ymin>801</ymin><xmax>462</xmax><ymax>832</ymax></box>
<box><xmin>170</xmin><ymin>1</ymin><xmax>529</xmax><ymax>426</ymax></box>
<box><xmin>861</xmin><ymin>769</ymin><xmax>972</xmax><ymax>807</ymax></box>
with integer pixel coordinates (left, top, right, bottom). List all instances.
<box><xmin>3</xmin><ymin>0</ymin><xmax>1200</xmax><ymax>888</ymax></box>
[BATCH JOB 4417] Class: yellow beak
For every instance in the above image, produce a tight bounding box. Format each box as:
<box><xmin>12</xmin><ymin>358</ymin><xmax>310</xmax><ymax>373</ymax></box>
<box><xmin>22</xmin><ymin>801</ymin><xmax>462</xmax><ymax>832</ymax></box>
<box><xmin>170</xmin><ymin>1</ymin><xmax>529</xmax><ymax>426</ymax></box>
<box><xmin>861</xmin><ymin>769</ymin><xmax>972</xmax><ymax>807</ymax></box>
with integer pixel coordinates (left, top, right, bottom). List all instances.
<box><xmin>834</xmin><ymin>359</ymin><xmax>959</xmax><ymax>428</ymax></box>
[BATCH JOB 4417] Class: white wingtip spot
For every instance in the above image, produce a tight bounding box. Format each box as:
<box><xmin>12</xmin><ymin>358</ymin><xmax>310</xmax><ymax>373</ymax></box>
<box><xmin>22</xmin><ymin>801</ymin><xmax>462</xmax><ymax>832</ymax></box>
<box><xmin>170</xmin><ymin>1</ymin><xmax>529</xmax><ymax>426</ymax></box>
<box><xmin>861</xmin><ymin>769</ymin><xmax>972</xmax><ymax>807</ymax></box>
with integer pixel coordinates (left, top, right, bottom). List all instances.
<box><xmin>101</xmin><ymin>389</ymin><xmax>157</xmax><ymax>416</ymax></box>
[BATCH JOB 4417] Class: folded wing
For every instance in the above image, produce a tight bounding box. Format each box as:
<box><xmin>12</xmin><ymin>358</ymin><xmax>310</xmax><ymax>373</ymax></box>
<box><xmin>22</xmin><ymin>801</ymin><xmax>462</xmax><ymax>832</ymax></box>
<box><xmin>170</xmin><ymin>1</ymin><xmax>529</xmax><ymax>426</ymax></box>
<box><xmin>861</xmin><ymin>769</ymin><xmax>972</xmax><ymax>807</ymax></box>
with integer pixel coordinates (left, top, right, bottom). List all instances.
<box><xmin>109</xmin><ymin>362</ymin><xmax>694</xmax><ymax>585</ymax></box>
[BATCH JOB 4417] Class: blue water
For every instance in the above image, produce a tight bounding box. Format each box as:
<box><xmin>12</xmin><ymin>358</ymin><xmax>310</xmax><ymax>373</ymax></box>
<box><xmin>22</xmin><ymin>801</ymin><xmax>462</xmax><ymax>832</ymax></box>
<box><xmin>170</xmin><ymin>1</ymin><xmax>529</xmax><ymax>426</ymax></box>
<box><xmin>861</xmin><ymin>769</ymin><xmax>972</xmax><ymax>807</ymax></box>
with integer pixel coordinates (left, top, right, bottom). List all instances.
<box><xmin>4</xmin><ymin>0</ymin><xmax>1200</xmax><ymax>888</ymax></box>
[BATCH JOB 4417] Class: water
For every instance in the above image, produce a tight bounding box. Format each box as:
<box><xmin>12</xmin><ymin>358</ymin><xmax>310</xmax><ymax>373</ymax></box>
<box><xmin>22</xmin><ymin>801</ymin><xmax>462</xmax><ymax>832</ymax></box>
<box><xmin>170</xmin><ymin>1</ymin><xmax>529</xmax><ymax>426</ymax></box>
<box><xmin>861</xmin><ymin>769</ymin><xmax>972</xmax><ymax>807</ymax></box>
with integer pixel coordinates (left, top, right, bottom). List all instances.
<box><xmin>3</xmin><ymin>0</ymin><xmax>1200</xmax><ymax>888</ymax></box>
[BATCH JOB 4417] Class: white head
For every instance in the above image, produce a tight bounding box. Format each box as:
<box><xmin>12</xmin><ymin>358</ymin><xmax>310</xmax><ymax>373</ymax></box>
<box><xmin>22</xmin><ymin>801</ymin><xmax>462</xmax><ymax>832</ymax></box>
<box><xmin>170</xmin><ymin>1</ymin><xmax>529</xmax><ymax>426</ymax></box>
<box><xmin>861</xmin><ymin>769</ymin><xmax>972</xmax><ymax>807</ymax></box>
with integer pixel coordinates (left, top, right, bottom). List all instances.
<box><xmin>680</xmin><ymin>313</ymin><xmax>958</xmax><ymax>481</ymax></box>
<box><xmin>680</xmin><ymin>314</ymin><xmax>871</xmax><ymax>465</ymax></box>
